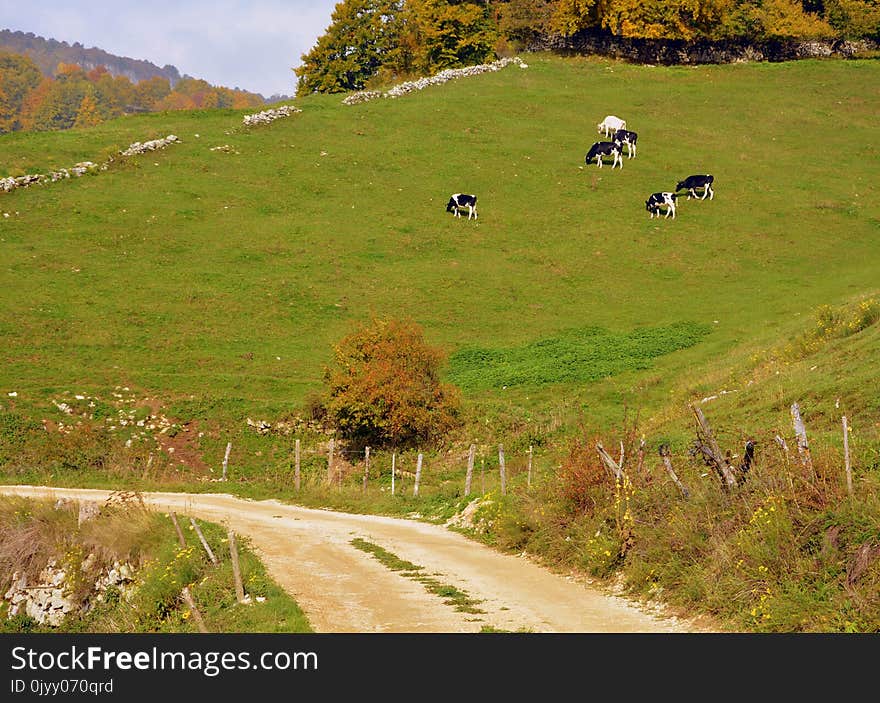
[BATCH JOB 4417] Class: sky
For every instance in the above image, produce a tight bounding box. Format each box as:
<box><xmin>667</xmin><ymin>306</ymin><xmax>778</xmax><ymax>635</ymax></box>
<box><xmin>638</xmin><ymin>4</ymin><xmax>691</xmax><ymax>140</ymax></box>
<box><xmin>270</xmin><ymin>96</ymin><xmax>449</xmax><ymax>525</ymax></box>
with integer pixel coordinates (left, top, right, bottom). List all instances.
<box><xmin>0</xmin><ymin>0</ymin><xmax>340</xmax><ymax>97</ymax></box>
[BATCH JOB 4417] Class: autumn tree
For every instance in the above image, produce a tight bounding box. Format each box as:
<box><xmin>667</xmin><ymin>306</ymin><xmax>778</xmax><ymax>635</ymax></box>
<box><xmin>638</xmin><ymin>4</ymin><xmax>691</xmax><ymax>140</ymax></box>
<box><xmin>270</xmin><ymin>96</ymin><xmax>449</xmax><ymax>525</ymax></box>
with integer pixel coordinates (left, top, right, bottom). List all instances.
<box><xmin>553</xmin><ymin>0</ymin><xmax>842</xmax><ymax>38</ymax></box>
<box><xmin>492</xmin><ymin>0</ymin><xmax>559</xmax><ymax>47</ymax></box>
<box><xmin>295</xmin><ymin>0</ymin><xmax>405</xmax><ymax>95</ymax></box>
<box><xmin>86</xmin><ymin>65</ymin><xmax>110</xmax><ymax>82</ymax></box>
<box><xmin>741</xmin><ymin>0</ymin><xmax>835</xmax><ymax>37</ymax></box>
<box><xmin>54</xmin><ymin>61</ymin><xmax>87</xmax><ymax>82</ymax></box>
<box><xmin>322</xmin><ymin>318</ymin><xmax>461</xmax><ymax>448</ymax></box>
<box><xmin>401</xmin><ymin>0</ymin><xmax>499</xmax><ymax>75</ymax></box>
<box><xmin>296</xmin><ymin>0</ymin><xmax>500</xmax><ymax>94</ymax></box>
<box><xmin>73</xmin><ymin>91</ymin><xmax>102</xmax><ymax>128</ymax></box>
<box><xmin>18</xmin><ymin>77</ymin><xmax>52</xmax><ymax>131</ymax></box>
<box><xmin>550</xmin><ymin>0</ymin><xmax>598</xmax><ymax>36</ymax></box>
<box><xmin>19</xmin><ymin>72</ymin><xmax>88</xmax><ymax>131</ymax></box>
<box><xmin>0</xmin><ymin>51</ymin><xmax>42</xmax><ymax>133</ymax></box>
<box><xmin>91</xmin><ymin>71</ymin><xmax>133</xmax><ymax>118</ymax></box>
<box><xmin>153</xmin><ymin>91</ymin><xmax>196</xmax><ymax>111</ymax></box>
<box><xmin>824</xmin><ymin>0</ymin><xmax>880</xmax><ymax>37</ymax></box>
<box><xmin>231</xmin><ymin>89</ymin><xmax>264</xmax><ymax>109</ymax></box>
<box><xmin>132</xmin><ymin>76</ymin><xmax>171</xmax><ymax>111</ymax></box>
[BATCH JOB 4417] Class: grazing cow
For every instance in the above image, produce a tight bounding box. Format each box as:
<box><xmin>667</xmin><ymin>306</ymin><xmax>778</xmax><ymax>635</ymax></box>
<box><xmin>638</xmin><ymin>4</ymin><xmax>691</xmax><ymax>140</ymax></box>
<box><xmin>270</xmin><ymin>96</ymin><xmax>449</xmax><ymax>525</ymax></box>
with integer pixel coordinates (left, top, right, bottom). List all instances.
<box><xmin>446</xmin><ymin>193</ymin><xmax>478</xmax><ymax>220</ymax></box>
<box><xmin>585</xmin><ymin>141</ymin><xmax>623</xmax><ymax>169</ymax></box>
<box><xmin>597</xmin><ymin>115</ymin><xmax>626</xmax><ymax>138</ymax></box>
<box><xmin>612</xmin><ymin>129</ymin><xmax>638</xmax><ymax>159</ymax></box>
<box><xmin>645</xmin><ymin>192</ymin><xmax>678</xmax><ymax>219</ymax></box>
<box><xmin>675</xmin><ymin>174</ymin><xmax>714</xmax><ymax>200</ymax></box>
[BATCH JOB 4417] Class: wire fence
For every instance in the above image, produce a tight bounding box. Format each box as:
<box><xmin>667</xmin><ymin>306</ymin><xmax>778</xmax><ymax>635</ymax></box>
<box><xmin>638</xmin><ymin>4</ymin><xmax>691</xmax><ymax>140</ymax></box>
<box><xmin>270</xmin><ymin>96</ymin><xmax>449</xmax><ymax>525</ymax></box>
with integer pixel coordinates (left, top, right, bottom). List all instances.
<box><xmin>213</xmin><ymin>438</ymin><xmax>543</xmax><ymax>498</ymax></box>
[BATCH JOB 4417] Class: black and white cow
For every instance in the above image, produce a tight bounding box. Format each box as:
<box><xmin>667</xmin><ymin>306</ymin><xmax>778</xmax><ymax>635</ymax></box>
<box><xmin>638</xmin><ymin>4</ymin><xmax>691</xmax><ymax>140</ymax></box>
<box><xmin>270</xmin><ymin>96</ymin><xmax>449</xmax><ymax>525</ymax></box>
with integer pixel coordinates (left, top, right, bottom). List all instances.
<box><xmin>585</xmin><ymin>141</ymin><xmax>622</xmax><ymax>169</ymax></box>
<box><xmin>675</xmin><ymin>174</ymin><xmax>714</xmax><ymax>200</ymax></box>
<box><xmin>446</xmin><ymin>193</ymin><xmax>478</xmax><ymax>220</ymax></box>
<box><xmin>612</xmin><ymin>129</ymin><xmax>638</xmax><ymax>159</ymax></box>
<box><xmin>646</xmin><ymin>192</ymin><xmax>678</xmax><ymax>219</ymax></box>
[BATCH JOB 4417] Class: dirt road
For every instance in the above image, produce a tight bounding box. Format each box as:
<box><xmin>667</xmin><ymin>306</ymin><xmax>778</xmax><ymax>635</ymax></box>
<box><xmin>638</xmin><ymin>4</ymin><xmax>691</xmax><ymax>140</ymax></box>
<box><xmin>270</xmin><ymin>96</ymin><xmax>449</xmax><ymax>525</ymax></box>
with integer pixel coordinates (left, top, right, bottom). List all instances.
<box><xmin>0</xmin><ymin>485</ymin><xmax>701</xmax><ymax>633</ymax></box>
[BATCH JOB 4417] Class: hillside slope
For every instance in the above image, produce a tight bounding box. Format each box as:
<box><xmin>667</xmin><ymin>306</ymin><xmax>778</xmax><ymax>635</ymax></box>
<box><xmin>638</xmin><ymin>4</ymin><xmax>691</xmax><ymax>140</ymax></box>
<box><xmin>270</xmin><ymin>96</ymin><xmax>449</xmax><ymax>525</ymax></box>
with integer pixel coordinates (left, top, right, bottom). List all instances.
<box><xmin>1</xmin><ymin>52</ymin><xmax>878</xmax><ymax>469</ymax></box>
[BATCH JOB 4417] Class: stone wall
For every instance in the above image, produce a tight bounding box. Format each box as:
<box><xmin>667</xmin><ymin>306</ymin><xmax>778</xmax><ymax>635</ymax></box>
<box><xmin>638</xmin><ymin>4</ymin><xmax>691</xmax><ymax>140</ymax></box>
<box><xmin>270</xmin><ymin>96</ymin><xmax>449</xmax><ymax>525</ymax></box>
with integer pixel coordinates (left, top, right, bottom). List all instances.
<box><xmin>342</xmin><ymin>56</ymin><xmax>529</xmax><ymax>105</ymax></box>
<box><xmin>527</xmin><ymin>31</ymin><xmax>879</xmax><ymax>65</ymax></box>
<box><xmin>0</xmin><ymin>135</ymin><xmax>179</xmax><ymax>198</ymax></box>
<box><xmin>242</xmin><ymin>104</ymin><xmax>301</xmax><ymax>126</ymax></box>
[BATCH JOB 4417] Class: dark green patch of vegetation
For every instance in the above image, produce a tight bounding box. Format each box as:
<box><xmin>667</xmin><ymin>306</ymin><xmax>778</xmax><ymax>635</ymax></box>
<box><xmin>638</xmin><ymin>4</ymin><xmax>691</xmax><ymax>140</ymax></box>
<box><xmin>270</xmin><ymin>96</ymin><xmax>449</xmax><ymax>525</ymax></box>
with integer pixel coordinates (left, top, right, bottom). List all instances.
<box><xmin>447</xmin><ymin>322</ymin><xmax>711</xmax><ymax>390</ymax></box>
<box><xmin>350</xmin><ymin>537</ymin><xmax>422</xmax><ymax>572</ymax></box>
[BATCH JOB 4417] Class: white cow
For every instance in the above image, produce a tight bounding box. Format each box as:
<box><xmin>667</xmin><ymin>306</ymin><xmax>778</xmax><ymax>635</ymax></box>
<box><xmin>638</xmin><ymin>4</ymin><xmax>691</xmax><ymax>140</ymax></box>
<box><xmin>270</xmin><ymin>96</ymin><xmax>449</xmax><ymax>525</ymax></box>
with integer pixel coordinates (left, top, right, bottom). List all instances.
<box><xmin>597</xmin><ymin>115</ymin><xmax>626</xmax><ymax>138</ymax></box>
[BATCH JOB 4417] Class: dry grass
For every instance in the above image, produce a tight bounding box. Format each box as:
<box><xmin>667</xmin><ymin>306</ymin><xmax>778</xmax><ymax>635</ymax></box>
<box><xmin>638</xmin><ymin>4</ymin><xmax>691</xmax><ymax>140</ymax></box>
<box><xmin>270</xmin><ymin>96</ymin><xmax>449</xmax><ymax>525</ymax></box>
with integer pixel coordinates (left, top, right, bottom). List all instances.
<box><xmin>0</xmin><ymin>496</ymin><xmax>78</xmax><ymax>584</ymax></box>
<box><xmin>0</xmin><ymin>493</ymin><xmax>164</xmax><ymax>602</ymax></box>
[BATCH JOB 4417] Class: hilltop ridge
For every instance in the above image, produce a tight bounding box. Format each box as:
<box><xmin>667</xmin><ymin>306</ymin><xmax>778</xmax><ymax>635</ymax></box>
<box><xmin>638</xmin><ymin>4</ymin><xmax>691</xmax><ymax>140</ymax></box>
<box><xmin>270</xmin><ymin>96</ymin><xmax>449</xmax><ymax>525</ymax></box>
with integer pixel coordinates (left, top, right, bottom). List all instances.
<box><xmin>1</xmin><ymin>29</ymin><xmax>182</xmax><ymax>87</ymax></box>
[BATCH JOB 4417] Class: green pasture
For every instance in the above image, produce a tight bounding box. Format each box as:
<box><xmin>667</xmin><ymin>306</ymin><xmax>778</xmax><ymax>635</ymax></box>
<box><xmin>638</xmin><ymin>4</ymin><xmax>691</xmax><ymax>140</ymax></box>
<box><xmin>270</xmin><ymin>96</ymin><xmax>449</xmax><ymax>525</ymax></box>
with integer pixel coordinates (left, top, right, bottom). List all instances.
<box><xmin>1</xmin><ymin>54</ymin><xmax>878</xmax><ymax>432</ymax></box>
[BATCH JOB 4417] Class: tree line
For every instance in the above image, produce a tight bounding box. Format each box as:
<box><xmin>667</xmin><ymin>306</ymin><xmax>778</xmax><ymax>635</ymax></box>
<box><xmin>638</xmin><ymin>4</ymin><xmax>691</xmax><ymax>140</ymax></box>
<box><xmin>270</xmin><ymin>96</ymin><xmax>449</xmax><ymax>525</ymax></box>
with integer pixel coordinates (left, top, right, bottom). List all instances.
<box><xmin>0</xmin><ymin>29</ymin><xmax>182</xmax><ymax>85</ymax></box>
<box><xmin>0</xmin><ymin>51</ymin><xmax>265</xmax><ymax>134</ymax></box>
<box><xmin>295</xmin><ymin>0</ymin><xmax>880</xmax><ymax>95</ymax></box>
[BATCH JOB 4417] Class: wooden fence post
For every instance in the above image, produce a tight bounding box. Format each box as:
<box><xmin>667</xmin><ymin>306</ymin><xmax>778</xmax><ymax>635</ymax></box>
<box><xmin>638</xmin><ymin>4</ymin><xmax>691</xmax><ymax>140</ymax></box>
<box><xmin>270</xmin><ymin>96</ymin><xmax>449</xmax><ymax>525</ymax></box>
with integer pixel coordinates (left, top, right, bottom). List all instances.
<box><xmin>774</xmin><ymin>434</ymin><xmax>790</xmax><ymax>457</ymax></box>
<box><xmin>363</xmin><ymin>446</ymin><xmax>370</xmax><ymax>494</ymax></box>
<box><xmin>228</xmin><ymin>527</ymin><xmax>246</xmax><ymax>603</ymax></box>
<box><xmin>498</xmin><ymin>444</ymin><xmax>507</xmax><ymax>495</ymax></box>
<box><xmin>391</xmin><ymin>452</ymin><xmax>396</xmax><ymax>496</ymax></box>
<box><xmin>596</xmin><ymin>442</ymin><xmax>624</xmax><ymax>481</ymax></box>
<box><xmin>659</xmin><ymin>444</ymin><xmax>689</xmax><ymax>499</ymax></box>
<box><xmin>221</xmin><ymin>442</ymin><xmax>232</xmax><ymax>481</ymax></box>
<box><xmin>691</xmin><ymin>404</ymin><xmax>738</xmax><ymax>489</ymax></box>
<box><xmin>327</xmin><ymin>438</ymin><xmax>335</xmax><ymax>485</ymax></box>
<box><xmin>843</xmin><ymin>416</ymin><xmax>853</xmax><ymax>496</ymax></box>
<box><xmin>527</xmin><ymin>445</ymin><xmax>533</xmax><ymax>488</ymax></box>
<box><xmin>791</xmin><ymin>402</ymin><xmax>815</xmax><ymax>478</ymax></box>
<box><xmin>170</xmin><ymin>512</ymin><xmax>186</xmax><ymax>547</ymax></box>
<box><xmin>181</xmin><ymin>586</ymin><xmax>208</xmax><ymax>633</ymax></box>
<box><xmin>413</xmin><ymin>453</ymin><xmax>423</xmax><ymax>497</ymax></box>
<box><xmin>190</xmin><ymin>517</ymin><xmax>218</xmax><ymax>565</ymax></box>
<box><xmin>294</xmin><ymin>438</ymin><xmax>301</xmax><ymax>491</ymax></box>
<box><xmin>464</xmin><ymin>443</ymin><xmax>476</xmax><ymax>496</ymax></box>
<box><xmin>481</xmin><ymin>458</ymin><xmax>485</xmax><ymax>494</ymax></box>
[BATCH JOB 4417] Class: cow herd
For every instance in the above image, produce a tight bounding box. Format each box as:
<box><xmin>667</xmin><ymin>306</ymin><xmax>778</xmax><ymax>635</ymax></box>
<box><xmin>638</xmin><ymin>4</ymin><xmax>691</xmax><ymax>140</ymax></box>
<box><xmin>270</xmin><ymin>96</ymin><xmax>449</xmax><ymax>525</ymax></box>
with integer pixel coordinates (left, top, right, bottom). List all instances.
<box><xmin>590</xmin><ymin>115</ymin><xmax>715</xmax><ymax>221</ymax></box>
<box><xmin>445</xmin><ymin>113</ymin><xmax>714</xmax><ymax>223</ymax></box>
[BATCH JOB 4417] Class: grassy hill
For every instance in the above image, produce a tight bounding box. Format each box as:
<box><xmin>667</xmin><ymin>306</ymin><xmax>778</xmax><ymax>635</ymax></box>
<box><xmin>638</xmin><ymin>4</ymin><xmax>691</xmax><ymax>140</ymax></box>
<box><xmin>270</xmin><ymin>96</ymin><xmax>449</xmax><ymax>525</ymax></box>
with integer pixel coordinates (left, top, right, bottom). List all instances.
<box><xmin>3</xmin><ymin>54</ymin><xmax>878</xmax><ymax>419</ymax></box>
<box><xmin>2</xmin><ymin>53</ymin><xmax>880</xmax><ymax>631</ymax></box>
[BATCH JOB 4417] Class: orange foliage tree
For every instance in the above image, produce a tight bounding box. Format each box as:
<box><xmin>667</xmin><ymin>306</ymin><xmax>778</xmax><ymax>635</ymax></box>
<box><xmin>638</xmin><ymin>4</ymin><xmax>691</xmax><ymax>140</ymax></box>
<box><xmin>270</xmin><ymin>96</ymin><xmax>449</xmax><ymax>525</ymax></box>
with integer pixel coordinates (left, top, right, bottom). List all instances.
<box><xmin>0</xmin><ymin>51</ymin><xmax>42</xmax><ymax>133</ymax></box>
<box><xmin>153</xmin><ymin>91</ymin><xmax>197</xmax><ymax>111</ymax></box>
<box><xmin>73</xmin><ymin>92</ymin><xmax>102</xmax><ymax>128</ymax></box>
<box><xmin>323</xmin><ymin>318</ymin><xmax>462</xmax><ymax>448</ymax></box>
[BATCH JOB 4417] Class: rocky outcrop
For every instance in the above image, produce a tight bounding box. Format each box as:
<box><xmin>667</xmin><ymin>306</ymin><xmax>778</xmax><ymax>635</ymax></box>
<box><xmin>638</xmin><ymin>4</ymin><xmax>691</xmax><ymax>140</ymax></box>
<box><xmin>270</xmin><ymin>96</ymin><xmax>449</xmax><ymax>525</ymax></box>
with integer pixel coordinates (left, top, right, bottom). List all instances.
<box><xmin>4</xmin><ymin>557</ymin><xmax>136</xmax><ymax>627</ymax></box>
<box><xmin>4</xmin><ymin>562</ymin><xmax>75</xmax><ymax>627</ymax></box>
